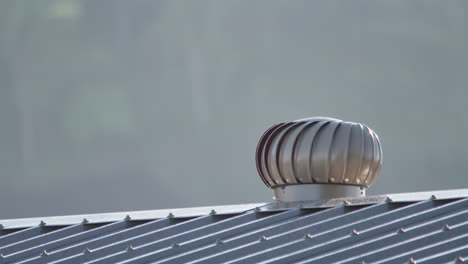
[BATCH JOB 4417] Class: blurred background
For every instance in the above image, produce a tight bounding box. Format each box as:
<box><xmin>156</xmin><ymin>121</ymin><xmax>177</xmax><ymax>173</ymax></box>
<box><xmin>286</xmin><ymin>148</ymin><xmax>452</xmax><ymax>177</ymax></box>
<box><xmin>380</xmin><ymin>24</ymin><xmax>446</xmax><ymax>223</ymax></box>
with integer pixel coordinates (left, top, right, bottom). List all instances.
<box><xmin>0</xmin><ymin>0</ymin><xmax>466</xmax><ymax>219</ymax></box>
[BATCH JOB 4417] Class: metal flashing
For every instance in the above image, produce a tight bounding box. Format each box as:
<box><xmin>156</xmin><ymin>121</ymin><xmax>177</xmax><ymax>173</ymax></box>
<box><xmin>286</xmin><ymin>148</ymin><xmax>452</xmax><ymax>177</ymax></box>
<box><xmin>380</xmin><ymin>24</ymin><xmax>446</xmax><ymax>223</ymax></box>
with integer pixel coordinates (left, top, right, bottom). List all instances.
<box><xmin>0</xmin><ymin>203</ymin><xmax>265</xmax><ymax>230</ymax></box>
<box><xmin>2</xmin><ymin>189</ymin><xmax>468</xmax><ymax>230</ymax></box>
<box><xmin>262</xmin><ymin>188</ymin><xmax>468</xmax><ymax>211</ymax></box>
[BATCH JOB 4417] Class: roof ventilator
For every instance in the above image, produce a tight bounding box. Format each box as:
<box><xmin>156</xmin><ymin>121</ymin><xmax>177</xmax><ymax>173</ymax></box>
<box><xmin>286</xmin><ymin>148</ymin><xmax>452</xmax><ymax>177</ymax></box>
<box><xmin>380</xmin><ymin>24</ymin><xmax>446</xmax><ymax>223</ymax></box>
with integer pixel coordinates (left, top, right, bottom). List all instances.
<box><xmin>256</xmin><ymin>117</ymin><xmax>382</xmax><ymax>202</ymax></box>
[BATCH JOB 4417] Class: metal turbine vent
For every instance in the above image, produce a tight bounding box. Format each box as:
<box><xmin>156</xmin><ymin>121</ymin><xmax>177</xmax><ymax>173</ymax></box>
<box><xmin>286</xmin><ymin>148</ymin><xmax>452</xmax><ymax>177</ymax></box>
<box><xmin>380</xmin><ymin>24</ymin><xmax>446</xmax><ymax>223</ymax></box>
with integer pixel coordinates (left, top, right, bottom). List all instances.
<box><xmin>256</xmin><ymin>117</ymin><xmax>382</xmax><ymax>202</ymax></box>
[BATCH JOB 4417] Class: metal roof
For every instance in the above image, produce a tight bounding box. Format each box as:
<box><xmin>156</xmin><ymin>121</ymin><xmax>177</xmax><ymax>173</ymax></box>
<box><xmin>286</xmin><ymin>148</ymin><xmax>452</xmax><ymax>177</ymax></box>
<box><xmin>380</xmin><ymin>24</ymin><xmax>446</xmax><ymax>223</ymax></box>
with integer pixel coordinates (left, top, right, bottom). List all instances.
<box><xmin>1</xmin><ymin>189</ymin><xmax>467</xmax><ymax>264</ymax></box>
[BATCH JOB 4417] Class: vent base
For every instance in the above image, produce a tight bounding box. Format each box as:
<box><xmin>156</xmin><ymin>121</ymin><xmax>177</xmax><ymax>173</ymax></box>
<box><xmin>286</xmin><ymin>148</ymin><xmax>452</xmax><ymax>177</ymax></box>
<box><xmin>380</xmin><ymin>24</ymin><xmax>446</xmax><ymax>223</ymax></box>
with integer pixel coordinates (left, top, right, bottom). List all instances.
<box><xmin>273</xmin><ymin>184</ymin><xmax>366</xmax><ymax>202</ymax></box>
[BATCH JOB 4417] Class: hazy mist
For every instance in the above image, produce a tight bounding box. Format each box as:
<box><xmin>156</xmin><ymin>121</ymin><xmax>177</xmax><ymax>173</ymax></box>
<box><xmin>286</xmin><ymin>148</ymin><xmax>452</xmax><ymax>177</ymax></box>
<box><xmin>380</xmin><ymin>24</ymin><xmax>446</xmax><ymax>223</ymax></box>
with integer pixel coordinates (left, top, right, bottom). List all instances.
<box><xmin>0</xmin><ymin>0</ymin><xmax>466</xmax><ymax>219</ymax></box>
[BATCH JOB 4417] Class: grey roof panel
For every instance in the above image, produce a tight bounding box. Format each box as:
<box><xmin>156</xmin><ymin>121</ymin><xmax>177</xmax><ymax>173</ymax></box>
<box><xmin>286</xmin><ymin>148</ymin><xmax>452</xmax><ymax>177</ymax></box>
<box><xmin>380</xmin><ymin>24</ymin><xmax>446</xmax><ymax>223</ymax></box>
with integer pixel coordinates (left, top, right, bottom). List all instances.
<box><xmin>156</xmin><ymin>207</ymin><xmax>343</xmax><ymax>264</ymax></box>
<box><xmin>0</xmin><ymin>227</ymin><xmax>44</xmax><ymax>248</ymax></box>
<box><xmin>20</xmin><ymin>219</ymin><xmax>171</xmax><ymax>264</ymax></box>
<box><xmin>83</xmin><ymin>209</ymin><xmax>302</xmax><ymax>264</ymax></box>
<box><xmin>0</xmin><ymin>189</ymin><xmax>467</xmax><ymax>264</ymax></box>
<box><xmin>420</xmin><ymin>245</ymin><xmax>468</xmax><ymax>264</ymax></box>
<box><xmin>312</xmin><ymin>211</ymin><xmax>468</xmax><ymax>264</ymax></box>
<box><xmin>194</xmin><ymin>200</ymin><xmax>449</xmax><ymax>264</ymax></box>
<box><xmin>1</xmin><ymin>224</ymin><xmax>86</xmax><ymax>255</ymax></box>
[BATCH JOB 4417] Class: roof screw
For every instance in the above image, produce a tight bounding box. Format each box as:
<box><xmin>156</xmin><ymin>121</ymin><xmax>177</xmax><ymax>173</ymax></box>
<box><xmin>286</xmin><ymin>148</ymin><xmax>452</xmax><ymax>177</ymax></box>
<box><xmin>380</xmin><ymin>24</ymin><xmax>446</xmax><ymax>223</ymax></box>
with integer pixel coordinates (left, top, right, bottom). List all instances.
<box><xmin>409</xmin><ymin>257</ymin><xmax>416</xmax><ymax>264</ymax></box>
<box><xmin>455</xmin><ymin>256</ymin><xmax>465</xmax><ymax>263</ymax></box>
<box><xmin>126</xmin><ymin>245</ymin><xmax>135</xmax><ymax>252</ymax></box>
<box><xmin>124</xmin><ymin>215</ymin><xmax>131</xmax><ymax>221</ymax></box>
<box><xmin>385</xmin><ymin>196</ymin><xmax>393</xmax><ymax>203</ymax></box>
<box><xmin>343</xmin><ymin>200</ymin><xmax>351</xmax><ymax>206</ymax></box>
<box><xmin>259</xmin><ymin>235</ymin><xmax>268</xmax><ymax>242</ymax></box>
<box><xmin>171</xmin><ymin>242</ymin><xmax>179</xmax><ymax>248</ymax></box>
<box><xmin>82</xmin><ymin>218</ymin><xmax>89</xmax><ymax>224</ymax></box>
<box><xmin>351</xmin><ymin>229</ymin><xmax>360</xmax><ymax>236</ymax></box>
<box><xmin>40</xmin><ymin>250</ymin><xmax>49</xmax><ymax>257</ymax></box>
<box><xmin>39</xmin><ymin>220</ymin><xmax>46</xmax><ymax>226</ymax></box>
<box><xmin>397</xmin><ymin>227</ymin><xmax>406</xmax><ymax>234</ymax></box>
<box><xmin>82</xmin><ymin>248</ymin><xmax>91</xmax><ymax>254</ymax></box>
<box><xmin>167</xmin><ymin>213</ymin><xmax>174</xmax><ymax>219</ymax></box>
<box><xmin>430</xmin><ymin>194</ymin><xmax>437</xmax><ymax>200</ymax></box>
<box><xmin>304</xmin><ymin>233</ymin><xmax>313</xmax><ymax>240</ymax></box>
<box><xmin>209</xmin><ymin>210</ymin><xmax>217</xmax><ymax>216</ymax></box>
<box><xmin>215</xmin><ymin>239</ymin><xmax>224</xmax><ymax>245</ymax></box>
<box><xmin>442</xmin><ymin>224</ymin><xmax>451</xmax><ymax>231</ymax></box>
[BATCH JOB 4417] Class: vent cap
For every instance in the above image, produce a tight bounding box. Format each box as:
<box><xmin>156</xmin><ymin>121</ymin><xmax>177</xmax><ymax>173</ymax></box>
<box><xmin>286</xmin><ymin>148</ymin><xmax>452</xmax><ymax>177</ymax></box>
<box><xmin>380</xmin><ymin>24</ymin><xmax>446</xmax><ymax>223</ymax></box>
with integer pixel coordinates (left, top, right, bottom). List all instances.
<box><xmin>256</xmin><ymin>117</ymin><xmax>382</xmax><ymax>202</ymax></box>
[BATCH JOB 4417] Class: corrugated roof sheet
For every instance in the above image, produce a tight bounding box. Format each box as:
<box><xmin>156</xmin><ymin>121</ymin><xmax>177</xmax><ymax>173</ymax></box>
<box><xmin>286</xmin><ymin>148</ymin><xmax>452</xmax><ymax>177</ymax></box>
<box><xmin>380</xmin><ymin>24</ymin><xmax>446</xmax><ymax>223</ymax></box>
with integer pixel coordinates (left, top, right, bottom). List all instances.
<box><xmin>1</xmin><ymin>190</ymin><xmax>467</xmax><ymax>264</ymax></box>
